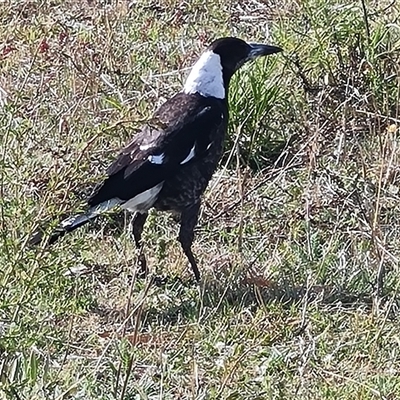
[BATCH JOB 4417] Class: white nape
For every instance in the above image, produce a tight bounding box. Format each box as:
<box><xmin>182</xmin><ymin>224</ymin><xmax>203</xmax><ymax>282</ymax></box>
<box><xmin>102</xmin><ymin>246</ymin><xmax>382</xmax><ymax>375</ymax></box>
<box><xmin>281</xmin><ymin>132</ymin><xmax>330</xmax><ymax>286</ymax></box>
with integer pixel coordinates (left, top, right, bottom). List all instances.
<box><xmin>148</xmin><ymin>153</ymin><xmax>165</xmax><ymax>164</ymax></box>
<box><xmin>122</xmin><ymin>182</ymin><xmax>164</xmax><ymax>212</ymax></box>
<box><xmin>183</xmin><ymin>51</ymin><xmax>225</xmax><ymax>99</ymax></box>
<box><xmin>180</xmin><ymin>145</ymin><xmax>196</xmax><ymax>164</ymax></box>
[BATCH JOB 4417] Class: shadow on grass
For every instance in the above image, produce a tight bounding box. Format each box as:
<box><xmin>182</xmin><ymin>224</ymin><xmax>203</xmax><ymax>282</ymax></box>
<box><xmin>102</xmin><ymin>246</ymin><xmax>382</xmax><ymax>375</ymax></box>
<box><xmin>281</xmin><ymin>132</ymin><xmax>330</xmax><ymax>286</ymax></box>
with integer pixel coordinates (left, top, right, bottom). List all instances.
<box><xmin>134</xmin><ymin>271</ymin><xmax>399</xmax><ymax>326</ymax></box>
<box><xmin>80</xmin><ymin>261</ymin><xmax>400</xmax><ymax>331</ymax></box>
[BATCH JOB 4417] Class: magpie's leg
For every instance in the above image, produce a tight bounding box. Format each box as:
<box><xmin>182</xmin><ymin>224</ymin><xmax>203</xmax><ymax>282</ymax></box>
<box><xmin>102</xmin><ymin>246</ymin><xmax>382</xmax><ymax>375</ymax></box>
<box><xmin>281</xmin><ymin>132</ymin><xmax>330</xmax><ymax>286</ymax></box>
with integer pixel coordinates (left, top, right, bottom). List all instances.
<box><xmin>178</xmin><ymin>202</ymin><xmax>201</xmax><ymax>282</ymax></box>
<box><xmin>131</xmin><ymin>212</ymin><xmax>148</xmax><ymax>276</ymax></box>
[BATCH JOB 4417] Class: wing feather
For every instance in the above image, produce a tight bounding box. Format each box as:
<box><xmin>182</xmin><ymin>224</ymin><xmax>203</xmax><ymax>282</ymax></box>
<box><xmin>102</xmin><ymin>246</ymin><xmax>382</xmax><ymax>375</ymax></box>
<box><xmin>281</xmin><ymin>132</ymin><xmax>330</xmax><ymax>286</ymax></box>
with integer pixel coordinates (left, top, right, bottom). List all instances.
<box><xmin>88</xmin><ymin>94</ymin><xmax>224</xmax><ymax>207</ymax></box>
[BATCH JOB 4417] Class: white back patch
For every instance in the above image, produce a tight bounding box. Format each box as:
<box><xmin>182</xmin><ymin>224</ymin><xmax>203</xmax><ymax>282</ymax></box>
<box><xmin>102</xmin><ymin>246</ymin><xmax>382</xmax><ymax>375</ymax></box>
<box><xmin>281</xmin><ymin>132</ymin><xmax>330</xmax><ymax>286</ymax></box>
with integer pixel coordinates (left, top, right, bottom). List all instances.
<box><xmin>183</xmin><ymin>51</ymin><xmax>225</xmax><ymax>99</ymax></box>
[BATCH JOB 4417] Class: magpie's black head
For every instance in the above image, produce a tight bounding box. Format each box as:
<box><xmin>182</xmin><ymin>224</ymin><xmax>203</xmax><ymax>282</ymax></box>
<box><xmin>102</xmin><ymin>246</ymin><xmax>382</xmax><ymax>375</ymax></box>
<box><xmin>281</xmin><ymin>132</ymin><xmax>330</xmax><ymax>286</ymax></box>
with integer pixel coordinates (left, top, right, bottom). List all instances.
<box><xmin>208</xmin><ymin>37</ymin><xmax>282</xmax><ymax>87</ymax></box>
<box><xmin>184</xmin><ymin>37</ymin><xmax>282</xmax><ymax>100</ymax></box>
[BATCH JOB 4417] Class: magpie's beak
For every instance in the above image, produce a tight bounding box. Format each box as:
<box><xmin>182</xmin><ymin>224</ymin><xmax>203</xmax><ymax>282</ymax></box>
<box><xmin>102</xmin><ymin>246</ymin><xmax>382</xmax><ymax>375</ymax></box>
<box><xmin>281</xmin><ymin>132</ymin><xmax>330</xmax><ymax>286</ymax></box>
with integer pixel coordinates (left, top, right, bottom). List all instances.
<box><xmin>248</xmin><ymin>43</ymin><xmax>283</xmax><ymax>59</ymax></box>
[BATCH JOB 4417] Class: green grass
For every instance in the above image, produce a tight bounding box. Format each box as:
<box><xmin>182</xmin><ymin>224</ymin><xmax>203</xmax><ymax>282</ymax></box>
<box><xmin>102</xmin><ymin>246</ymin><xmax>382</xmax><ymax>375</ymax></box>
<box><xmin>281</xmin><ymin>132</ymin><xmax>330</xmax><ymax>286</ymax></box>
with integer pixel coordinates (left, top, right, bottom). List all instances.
<box><xmin>1</xmin><ymin>0</ymin><xmax>400</xmax><ymax>399</ymax></box>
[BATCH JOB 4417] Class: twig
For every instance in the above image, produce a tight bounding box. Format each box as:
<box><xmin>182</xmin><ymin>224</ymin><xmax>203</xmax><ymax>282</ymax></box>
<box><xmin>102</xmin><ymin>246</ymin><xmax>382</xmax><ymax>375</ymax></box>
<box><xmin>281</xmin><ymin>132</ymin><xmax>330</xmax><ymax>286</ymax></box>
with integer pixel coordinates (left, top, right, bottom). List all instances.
<box><xmin>360</xmin><ymin>0</ymin><xmax>371</xmax><ymax>40</ymax></box>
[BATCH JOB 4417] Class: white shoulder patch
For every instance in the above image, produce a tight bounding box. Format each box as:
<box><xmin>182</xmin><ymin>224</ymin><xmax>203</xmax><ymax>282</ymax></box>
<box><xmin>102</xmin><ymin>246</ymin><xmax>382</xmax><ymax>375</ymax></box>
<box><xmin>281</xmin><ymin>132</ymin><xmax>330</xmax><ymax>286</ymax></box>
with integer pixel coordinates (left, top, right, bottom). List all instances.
<box><xmin>140</xmin><ymin>143</ymin><xmax>153</xmax><ymax>151</ymax></box>
<box><xmin>180</xmin><ymin>145</ymin><xmax>196</xmax><ymax>164</ymax></box>
<box><xmin>148</xmin><ymin>153</ymin><xmax>165</xmax><ymax>164</ymax></box>
<box><xmin>183</xmin><ymin>51</ymin><xmax>225</xmax><ymax>99</ymax></box>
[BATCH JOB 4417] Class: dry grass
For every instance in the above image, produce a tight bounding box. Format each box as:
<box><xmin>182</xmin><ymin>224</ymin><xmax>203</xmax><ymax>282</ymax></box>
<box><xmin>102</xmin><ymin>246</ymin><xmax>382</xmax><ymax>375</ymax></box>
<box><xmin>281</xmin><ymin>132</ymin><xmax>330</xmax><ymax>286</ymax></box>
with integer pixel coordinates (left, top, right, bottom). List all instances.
<box><xmin>1</xmin><ymin>0</ymin><xmax>400</xmax><ymax>399</ymax></box>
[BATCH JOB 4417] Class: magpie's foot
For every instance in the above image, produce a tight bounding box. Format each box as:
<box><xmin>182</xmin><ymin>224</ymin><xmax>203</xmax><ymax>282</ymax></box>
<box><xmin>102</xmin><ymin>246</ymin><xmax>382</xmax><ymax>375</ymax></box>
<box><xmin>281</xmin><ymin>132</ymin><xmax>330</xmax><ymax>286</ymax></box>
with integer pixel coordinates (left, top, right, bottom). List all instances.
<box><xmin>150</xmin><ymin>275</ymin><xmax>198</xmax><ymax>287</ymax></box>
<box><xmin>167</xmin><ymin>275</ymin><xmax>200</xmax><ymax>287</ymax></box>
<box><xmin>152</xmin><ymin>275</ymin><xmax>170</xmax><ymax>287</ymax></box>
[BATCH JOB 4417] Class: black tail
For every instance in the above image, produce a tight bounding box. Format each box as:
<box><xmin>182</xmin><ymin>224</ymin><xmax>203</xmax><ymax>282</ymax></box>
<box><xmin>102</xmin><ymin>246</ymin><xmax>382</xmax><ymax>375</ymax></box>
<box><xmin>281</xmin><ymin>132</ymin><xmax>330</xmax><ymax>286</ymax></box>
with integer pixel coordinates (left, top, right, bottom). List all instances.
<box><xmin>29</xmin><ymin>199</ymin><xmax>123</xmax><ymax>246</ymax></box>
<box><xmin>29</xmin><ymin>213</ymin><xmax>93</xmax><ymax>246</ymax></box>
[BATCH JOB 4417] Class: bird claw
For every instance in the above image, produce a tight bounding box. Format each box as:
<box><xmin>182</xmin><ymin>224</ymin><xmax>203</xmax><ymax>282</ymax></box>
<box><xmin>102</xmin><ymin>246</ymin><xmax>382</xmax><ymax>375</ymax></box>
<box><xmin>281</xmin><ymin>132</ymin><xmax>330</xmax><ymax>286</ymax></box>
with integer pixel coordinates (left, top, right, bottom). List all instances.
<box><xmin>137</xmin><ymin>253</ymin><xmax>148</xmax><ymax>278</ymax></box>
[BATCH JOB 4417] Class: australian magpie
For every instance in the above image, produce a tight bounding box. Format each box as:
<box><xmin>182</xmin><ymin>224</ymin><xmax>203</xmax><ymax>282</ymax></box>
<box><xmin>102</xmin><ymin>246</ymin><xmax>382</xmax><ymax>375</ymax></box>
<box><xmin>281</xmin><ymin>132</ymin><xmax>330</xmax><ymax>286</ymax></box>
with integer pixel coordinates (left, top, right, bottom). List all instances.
<box><xmin>30</xmin><ymin>37</ymin><xmax>282</xmax><ymax>281</ymax></box>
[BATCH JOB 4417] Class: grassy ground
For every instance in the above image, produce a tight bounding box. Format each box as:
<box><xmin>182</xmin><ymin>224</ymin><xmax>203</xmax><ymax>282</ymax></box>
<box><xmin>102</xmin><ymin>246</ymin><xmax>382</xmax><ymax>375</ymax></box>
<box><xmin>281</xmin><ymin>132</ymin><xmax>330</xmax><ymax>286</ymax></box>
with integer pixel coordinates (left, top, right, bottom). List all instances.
<box><xmin>1</xmin><ymin>0</ymin><xmax>400</xmax><ymax>398</ymax></box>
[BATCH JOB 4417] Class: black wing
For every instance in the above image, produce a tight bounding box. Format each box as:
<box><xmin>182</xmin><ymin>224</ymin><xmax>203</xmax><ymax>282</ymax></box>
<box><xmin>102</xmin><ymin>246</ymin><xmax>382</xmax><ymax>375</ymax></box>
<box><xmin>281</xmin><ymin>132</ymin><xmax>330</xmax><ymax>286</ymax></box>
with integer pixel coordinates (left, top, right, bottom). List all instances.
<box><xmin>88</xmin><ymin>93</ymin><xmax>225</xmax><ymax>207</ymax></box>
